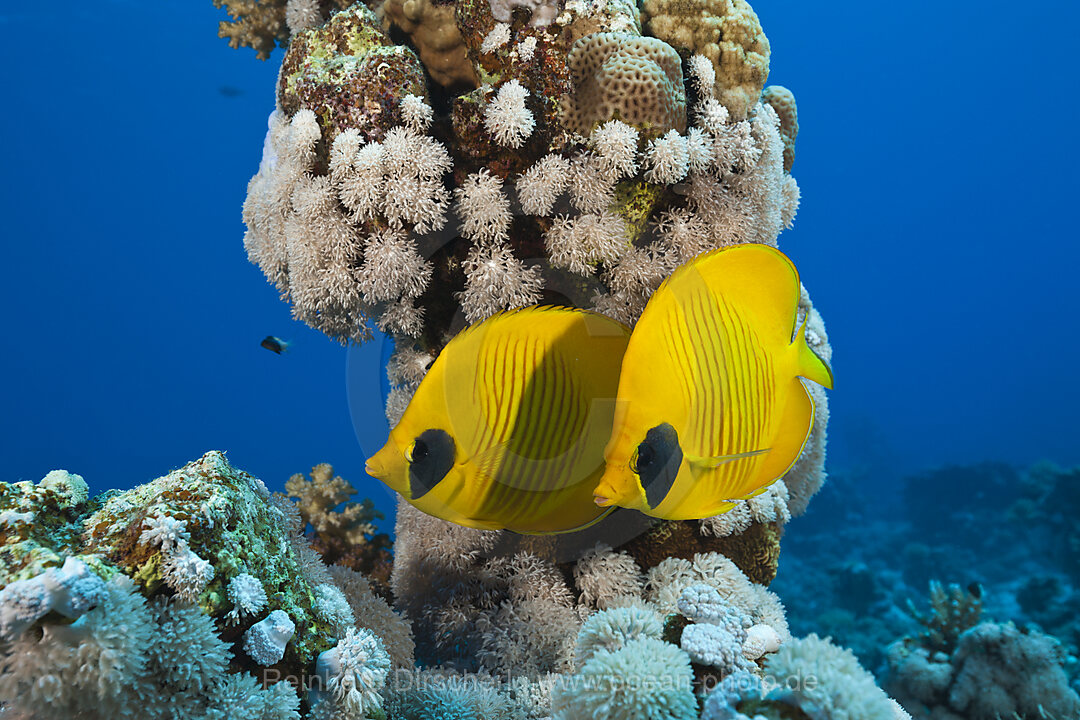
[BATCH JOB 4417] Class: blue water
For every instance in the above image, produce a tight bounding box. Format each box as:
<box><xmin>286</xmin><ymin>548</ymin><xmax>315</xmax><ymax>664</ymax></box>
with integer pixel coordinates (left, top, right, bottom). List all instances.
<box><xmin>2</xmin><ymin>0</ymin><xmax>1078</xmax><ymax>515</ymax></box>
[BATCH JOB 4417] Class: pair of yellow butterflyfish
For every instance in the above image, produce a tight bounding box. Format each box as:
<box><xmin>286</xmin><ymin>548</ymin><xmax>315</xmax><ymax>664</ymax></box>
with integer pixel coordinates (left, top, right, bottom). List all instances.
<box><xmin>365</xmin><ymin>244</ymin><xmax>834</xmax><ymax>534</ymax></box>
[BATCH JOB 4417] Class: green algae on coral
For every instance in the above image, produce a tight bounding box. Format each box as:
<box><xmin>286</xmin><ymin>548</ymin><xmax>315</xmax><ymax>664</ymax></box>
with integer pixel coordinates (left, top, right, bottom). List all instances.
<box><xmin>279</xmin><ymin>5</ymin><xmax>429</xmax><ymax>146</ymax></box>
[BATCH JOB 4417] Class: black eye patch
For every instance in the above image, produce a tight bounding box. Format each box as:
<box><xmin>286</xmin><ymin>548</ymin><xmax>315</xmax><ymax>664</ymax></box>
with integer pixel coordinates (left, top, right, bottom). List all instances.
<box><xmin>633</xmin><ymin>423</ymin><xmax>683</xmax><ymax>510</ymax></box>
<box><xmin>408</xmin><ymin>429</ymin><xmax>455</xmax><ymax>500</ymax></box>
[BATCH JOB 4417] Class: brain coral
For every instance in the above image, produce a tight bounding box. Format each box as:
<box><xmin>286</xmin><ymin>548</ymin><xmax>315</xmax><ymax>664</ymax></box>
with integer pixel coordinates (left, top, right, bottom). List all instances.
<box><xmin>563</xmin><ymin>32</ymin><xmax>687</xmax><ymax>136</ymax></box>
<box><xmin>643</xmin><ymin>0</ymin><xmax>770</xmax><ymax>119</ymax></box>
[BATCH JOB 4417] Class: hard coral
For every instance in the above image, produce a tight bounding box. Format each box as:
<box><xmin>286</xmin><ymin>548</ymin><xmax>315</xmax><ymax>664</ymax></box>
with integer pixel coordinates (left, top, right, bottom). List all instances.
<box><xmin>563</xmin><ymin>32</ymin><xmax>686</xmax><ymax>136</ymax></box>
<box><xmin>761</xmin><ymin>85</ymin><xmax>797</xmax><ymax>172</ymax></box>
<box><xmin>887</xmin><ymin>621</ymin><xmax>1080</xmax><ymax>720</ymax></box>
<box><xmin>643</xmin><ymin>0</ymin><xmax>770</xmax><ymax>119</ymax></box>
<box><xmin>382</xmin><ymin>0</ymin><xmax>479</xmax><ymax>87</ymax></box>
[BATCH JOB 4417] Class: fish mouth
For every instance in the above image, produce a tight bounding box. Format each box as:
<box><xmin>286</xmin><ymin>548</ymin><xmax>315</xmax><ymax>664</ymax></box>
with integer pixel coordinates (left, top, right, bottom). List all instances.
<box><xmin>365</xmin><ymin>450</ymin><xmax>387</xmax><ymax>479</ymax></box>
<box><xmin>592</xmin><ymin>475</ymin><xmax>621</xmax><ymax>507</ymax></box>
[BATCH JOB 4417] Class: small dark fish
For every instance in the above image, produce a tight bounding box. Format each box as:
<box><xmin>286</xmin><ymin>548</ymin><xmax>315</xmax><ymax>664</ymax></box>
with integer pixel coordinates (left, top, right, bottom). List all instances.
<box><xmin>218</xmin><ymin>85</ymin><xmax>244</xmax><ymax>98</ymax></box>
<box><xmin>261</xmin><ymin>336</ymin><xmax>291</xmax><ymax>354</ymax></box>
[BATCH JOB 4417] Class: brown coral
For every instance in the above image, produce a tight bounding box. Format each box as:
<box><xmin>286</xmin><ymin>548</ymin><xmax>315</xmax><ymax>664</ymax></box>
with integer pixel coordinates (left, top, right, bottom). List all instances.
<box><xmin>284</xmin><ymin>463</ymin><xmax>395</xmax><ymax>598</ymax></box>
<box><xmin>382</xmin><ymin>0</ymin><xmax>479</xmax><ymax>87</ymax></box>
<box><xmin>454</xmin><ymin>0</ymin><xmax>575</xmax><ymax>155</ymax></box>
<box><xmin>643</xmin><ymin>0</ymin><xmax>770</xmax><ymax>119</ymax></box>
<box><xmin>761</xmin><ymin>85</ymin><xmax>798</xmax><ymax>172</ymax></box>
<box><xmin>213</xmin><ymin>0</ymin><xmax>352</xmax><ymax>59</ymax></box>
<box><xmin>619</xmin><ymin>519</ymin><xmax>781</xmax><ymax>585</ymax></box>
<box><xmin>563</xmin><ymin>32</ymin><xmax>686</xmax><ymax>136</ymax></box>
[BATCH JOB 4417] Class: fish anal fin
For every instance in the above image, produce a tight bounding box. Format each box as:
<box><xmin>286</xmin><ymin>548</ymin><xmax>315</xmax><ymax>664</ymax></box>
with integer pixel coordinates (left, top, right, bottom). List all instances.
<box><xmin>756</xmin><ymin>377</ymin><xmax>815</xmax><ymax>487</ymax></box>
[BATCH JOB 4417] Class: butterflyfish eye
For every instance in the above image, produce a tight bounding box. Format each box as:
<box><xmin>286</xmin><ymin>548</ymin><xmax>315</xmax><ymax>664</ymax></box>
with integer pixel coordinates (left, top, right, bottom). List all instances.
<box><xmin>407</xmin><ymin>438</ymin><xmax>429</xmax><ymax>463</ymax></box>
<box><xmin>407</xmin><ymin>429</ymin><xmax>455</xmax><ymax>501</ymax></box>
<box><xmin>631</xmin><ymin>442</ymin><xmax>655</xmax><ymax>473</ymax></box>
<box><xmin>635</xmin><ymin>423</ymin><xmax>683</xmax><ymax>510</ymax></box>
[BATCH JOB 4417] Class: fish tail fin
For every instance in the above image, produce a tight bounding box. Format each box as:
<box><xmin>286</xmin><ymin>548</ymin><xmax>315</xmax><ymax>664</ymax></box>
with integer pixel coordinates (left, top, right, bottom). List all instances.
<box><xmin>793</xmin><ymin>316</ymin><xmax>832</xmax><ymax>389</ymax></box>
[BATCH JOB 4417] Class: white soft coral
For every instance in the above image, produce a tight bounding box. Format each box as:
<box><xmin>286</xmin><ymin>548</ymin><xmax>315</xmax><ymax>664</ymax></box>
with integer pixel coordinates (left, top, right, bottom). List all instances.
<box><xmin>484</xmin><ymin>79</ymin><xmax>535</xmax><ymax>148</ymax></box>
<box><xmin>313</xmin><ymin>627</ymin><xmax>391</xmax><ymax>717</ymax></box>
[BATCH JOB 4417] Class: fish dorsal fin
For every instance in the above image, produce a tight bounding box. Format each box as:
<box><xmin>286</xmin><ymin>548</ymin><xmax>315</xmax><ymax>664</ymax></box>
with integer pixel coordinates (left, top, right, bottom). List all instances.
<box><xmin>657</xmin><ymin>244</ymin><xmax>802</xmax><ymax>348</ymax></box>
<box><xmin>794</xmin><ymin>315</ymin><xmax>834</xmax><ymax>389</ymax></box>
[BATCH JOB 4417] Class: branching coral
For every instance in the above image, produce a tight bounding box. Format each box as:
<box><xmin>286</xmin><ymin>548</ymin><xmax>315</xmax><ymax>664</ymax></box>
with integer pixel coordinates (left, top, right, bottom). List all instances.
<box><xmin>905</xmin><ymin>580</ymin><xmax>983</xmax><ymax>654</ymax></box>
<box><xmin>212</xmin><ymin>0</ymin><xmax>352</xmax><ymax>59</ymax></box>
<box><xmin>285</xmin><ymin>463</ymin><xmax>384</xmax><ymax>545</ymax></box>
<box><xmin>283</xmin><ymin>464</ymin><xmax>394</xmax><ymax>596</ymax></box>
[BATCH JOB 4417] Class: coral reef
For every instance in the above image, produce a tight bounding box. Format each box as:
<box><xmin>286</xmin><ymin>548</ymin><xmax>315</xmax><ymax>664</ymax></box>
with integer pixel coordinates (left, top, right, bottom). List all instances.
<box><xmin>887</xmin><ymin>620</ymin><xmax>1080</xmax><ymax>720</ymax></box>
<box><xmin>198</xmin><ymin>0</ymin><xmax>910</xmax><ymax>716</ymax></box>
<box><xmin>882</xmin><ymin>578</ymin><xmax>1080</xmax><ymax>719</ymax></box>
<box><xmin>1010</xmin><ymin>461</ymin><xmax>1080</xmax><ymax>577</ymax></box>
<box><xmin>237</xmin><ymin>0</ymin><xmax>813</xmax><ymax>355</ymax></box>
<box><xmin>234</xmin><ymin>3</ymin><xmax>829</xmax><ymax>598</ymax></box>
<box><xmin>0</xmin><ymin>452</ymin><xmax>413</xmax><ymax>719</ymax></box>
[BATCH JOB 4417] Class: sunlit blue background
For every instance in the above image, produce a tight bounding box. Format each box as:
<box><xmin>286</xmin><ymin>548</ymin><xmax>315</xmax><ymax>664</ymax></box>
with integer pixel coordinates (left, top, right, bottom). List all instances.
<box><xmin>2</xmin><ymin>1</ymin><xmax>1078</xmax><ymax>524</ymax></box>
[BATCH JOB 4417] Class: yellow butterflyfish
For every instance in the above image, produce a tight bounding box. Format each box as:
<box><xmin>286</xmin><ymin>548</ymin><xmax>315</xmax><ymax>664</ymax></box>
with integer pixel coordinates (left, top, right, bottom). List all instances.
<box><xmin>366</xmin><ymin>306</ymin><xmax>631</xmax><ymax>534</ymax></box>
<box><xmin>593</xmin><ymin>244</ymin><xmax>833</xmax><ymax>520</ymax></box>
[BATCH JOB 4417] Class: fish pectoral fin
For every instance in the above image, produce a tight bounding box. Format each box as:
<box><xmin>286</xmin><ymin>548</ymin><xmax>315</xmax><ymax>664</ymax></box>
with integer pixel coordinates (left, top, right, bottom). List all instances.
<box><xmin>685</xmin><ymin>447</ymin><xmax>771</xmax><ymax>469</ymax></box>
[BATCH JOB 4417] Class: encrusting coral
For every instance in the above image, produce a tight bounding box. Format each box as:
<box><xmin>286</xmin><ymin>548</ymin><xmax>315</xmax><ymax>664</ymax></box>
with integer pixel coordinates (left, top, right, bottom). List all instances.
<box><xmin>0</xmin><ymin>452</ymin><xmax>412</xmax><ymax>719</ymax></box>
